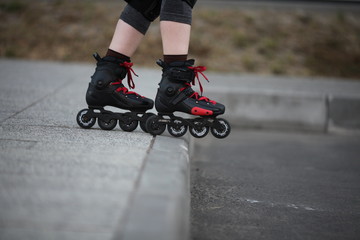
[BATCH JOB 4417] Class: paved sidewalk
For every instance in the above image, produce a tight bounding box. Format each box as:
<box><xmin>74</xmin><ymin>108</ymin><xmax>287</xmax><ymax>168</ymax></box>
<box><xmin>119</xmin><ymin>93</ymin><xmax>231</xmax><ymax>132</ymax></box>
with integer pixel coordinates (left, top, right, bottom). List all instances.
<box><xmin>0</xmin><ymin>59</ymin><xmax>190</xmax><ymax>240</ymax></box>
<box><xmin>0</xmin><ymin>58</ymin><xmax>359</xmax><ymax>240</ymax></box>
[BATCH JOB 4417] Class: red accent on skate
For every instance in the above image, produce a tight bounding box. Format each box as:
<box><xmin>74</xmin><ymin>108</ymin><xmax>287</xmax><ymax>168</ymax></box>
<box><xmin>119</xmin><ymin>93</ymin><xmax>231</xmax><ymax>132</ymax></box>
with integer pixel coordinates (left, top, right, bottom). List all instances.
<box><xmin>190</xmin><ymin>92</ymin><xmax>217</xmax><ymax>105</ymax></box>
<box><xmin>191</xmin><ymin>107</ymin><xmax>213</xmax><ymax>116</ymax></box>
<box><xmin>110</xmin><ymin>62</ymin><xmax>145</xmax><ymax>98</ymax></box>
<box><xmin>120</xmin><ymin>62</ymin><xmax>138</xmax><ymax>89</ymax></box>
<box><xmin>178</xmin><ymin>65</ymin><xmax>217</xmax><ymax>105</ymax></box>
<box><xmin>111</xmin><ymin>81</ymin><xmax>144</xmax><ymax>98</ymax></box>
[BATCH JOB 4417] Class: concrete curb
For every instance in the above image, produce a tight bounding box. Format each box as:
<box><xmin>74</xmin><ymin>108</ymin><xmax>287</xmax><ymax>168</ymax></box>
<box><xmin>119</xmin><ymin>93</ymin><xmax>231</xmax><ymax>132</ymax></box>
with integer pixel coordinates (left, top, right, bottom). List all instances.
<box><xmin>121</xmin><ymin>134</ymin><xmax>192</xmax><ymax>240</ymax></box>
<box><xmin>328</xmin><ymin>96</ymin><xmax>360</xmax><ymax>130</ymax></box>
<box><xmin>207</xmin><ymin>88</ymin><xmax>360</xmax><ymax>133</ymax></box>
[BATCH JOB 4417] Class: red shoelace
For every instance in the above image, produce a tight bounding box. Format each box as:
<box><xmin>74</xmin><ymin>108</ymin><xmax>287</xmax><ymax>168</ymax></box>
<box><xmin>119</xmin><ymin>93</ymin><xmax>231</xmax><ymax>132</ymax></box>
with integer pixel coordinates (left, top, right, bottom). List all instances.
<box><xmin>110</xmin><ymin>62</ymin><xmax>143</xmax><ymax>97</ymax></box>
<box><xmin>180</xmin><ymin>66</ymin><xmax>216</xmax><ymax>104</ymax></box>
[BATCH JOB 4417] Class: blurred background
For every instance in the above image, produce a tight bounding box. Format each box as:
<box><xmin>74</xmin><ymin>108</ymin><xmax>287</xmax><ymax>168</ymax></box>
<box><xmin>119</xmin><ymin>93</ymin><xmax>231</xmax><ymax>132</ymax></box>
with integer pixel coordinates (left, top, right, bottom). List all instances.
<box><xmin>1</xmin><ymin>0</ymin><xmax>359</xmax><ymax>80</ymax></box>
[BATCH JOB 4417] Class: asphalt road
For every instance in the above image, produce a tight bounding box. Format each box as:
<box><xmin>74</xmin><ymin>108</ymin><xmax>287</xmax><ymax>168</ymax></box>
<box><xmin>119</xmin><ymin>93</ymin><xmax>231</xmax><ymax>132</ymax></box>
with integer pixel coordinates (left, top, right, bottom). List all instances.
<box><xmin>191</xmin><ymin>129</ymin><xmax>360</xmax><ymax>240</ymax></box>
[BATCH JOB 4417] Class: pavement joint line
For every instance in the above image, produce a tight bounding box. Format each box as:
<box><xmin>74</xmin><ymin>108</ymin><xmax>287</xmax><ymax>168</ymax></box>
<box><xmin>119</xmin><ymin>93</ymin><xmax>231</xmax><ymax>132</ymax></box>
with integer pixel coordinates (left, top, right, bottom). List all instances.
<box><xmin>111</xmin><ymin>137</ymin><xmax>156</xmax><ymax>240</ymax></box>
<box><xmin>0</xmin><ymin>138</ymin><xmax>38</xmax><ymax>143</ymax></box>
<box><xmin>121</xmin><ymin>135</ymin><xmax>191</xmax><ymax>240</ymax></box>
<box><xmin>0</xmin><ymin>78</ymin><xmax>74</xmax><ymax>124</ymax></box>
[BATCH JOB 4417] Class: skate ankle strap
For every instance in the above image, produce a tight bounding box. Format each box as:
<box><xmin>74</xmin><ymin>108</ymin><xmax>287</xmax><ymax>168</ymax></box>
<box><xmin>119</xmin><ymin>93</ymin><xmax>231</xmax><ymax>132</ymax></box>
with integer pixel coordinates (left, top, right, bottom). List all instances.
<box><xmin>166</xmin><ymin>67</ymin><xmax>195</xmax><ymax>83</ymax></box>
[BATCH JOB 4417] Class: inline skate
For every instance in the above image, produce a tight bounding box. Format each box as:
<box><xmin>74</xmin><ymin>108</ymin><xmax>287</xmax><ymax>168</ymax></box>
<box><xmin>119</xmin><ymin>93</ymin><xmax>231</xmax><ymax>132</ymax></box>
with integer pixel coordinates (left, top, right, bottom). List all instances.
<box><xmin>76</xmin><ymin>53</ymin><xmax>154</xmax><ymax>132</ymax></box>
<box><xmin>145</xmin><ymin>59</ymin><xmax>231</xmax><ymax>138</ymax></box>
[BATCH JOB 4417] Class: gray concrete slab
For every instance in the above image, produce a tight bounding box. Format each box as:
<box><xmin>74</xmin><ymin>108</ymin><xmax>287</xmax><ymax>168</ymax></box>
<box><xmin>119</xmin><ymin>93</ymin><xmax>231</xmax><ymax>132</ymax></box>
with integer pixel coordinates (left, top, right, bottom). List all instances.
<box><xmin>121</xmin><ymin>136</ymin><xmax>191</xmax><ymax>240</ymax></box>
<box><xmin>1</xmin><ymin>57</ymin><xmax>359</xmax><ymax>239</ymax></box>
<box><xmin>202</xmin><ymin>72</ymin><xmax>360</xmax><ymax>131</ymax></box>
<box><xmin>0</xmin><ymin>59</ymin><xmax>88</xmax><ymax>123</ymax></box>
<box><xmin>204</xmin><ymin>73</ymin><xmax>360</xmax><ymax>98</ymax></box>
<box><xmin>208</xmin><ymin>90</ymin><xmax>328</xmax><ymax>131</ymax></box>
<box><xmin>328</xmin><ymin>96</ymin><xmax>360</xmax><ymax>129</ymax></box>
<box><xmin>0</xmin><ymin>59</ymin><xmax>191</xmax><ymax>240</ymax></box>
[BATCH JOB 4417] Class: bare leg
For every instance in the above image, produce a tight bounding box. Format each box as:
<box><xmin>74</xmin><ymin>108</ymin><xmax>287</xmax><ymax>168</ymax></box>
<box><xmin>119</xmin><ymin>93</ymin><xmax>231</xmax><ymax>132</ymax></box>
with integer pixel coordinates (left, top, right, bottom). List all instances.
<box><xmin>109</xmin><ymin>19</ymin><xmax>144</xmax><ymax>57</ymax></box>
<box><xmin>160</xmin><ymin>21</ymin><xmax>191</xmax><ymax>55</ymax></box>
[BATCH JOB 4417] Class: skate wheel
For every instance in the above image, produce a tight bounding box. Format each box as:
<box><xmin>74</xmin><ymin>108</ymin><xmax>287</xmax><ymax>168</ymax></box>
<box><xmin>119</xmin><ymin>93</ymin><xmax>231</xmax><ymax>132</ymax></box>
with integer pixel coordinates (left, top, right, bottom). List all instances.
<box><xmin>189</xmin><ymin>121</ymin><xmax>209</xmax><ymax>138</ymax></box>
<box><xmin>146</xmin><ymin>115</ymin><xmax>166</xmax><ymax>136</ymax></box>
<box><xmin>119</xmin><ymin>117</ymin><xmax>138</xmax><ymax>132</ymax></box>
<box><xmin>98</xmin><ymin>117</ymin><xmax>117</xmax><ymax>130</ymax></box>
<box><xmin>211</xmin><ymin>118</ymin><xmax>231</xmax><ymax>139</ymax></box>
<box><xmin>77</xmin><ymin>109</ymin><xmax>96</xmax><ymax>129</ymax></box>
<box><xmin>140</xmin><ymin>113</ymin><xmax>156</xmax><ymax>133</ymax></box>
<box><xmin>167</xmin><ymin>119</ymin><xmax>188</xmax><ymax>137</ymax></box>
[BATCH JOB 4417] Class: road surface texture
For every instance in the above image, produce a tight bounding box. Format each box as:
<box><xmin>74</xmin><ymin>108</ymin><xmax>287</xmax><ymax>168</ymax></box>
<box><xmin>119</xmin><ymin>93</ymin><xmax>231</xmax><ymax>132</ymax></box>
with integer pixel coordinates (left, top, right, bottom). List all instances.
<box><xmin>0</xmin><ymin>59</ymin><xmax>190</xmax><ymax>240</ymax></box>
<box><xmin>191</xmin><ymin>128</ymin><xmax>360</xmax><ymax>240</ymax></box>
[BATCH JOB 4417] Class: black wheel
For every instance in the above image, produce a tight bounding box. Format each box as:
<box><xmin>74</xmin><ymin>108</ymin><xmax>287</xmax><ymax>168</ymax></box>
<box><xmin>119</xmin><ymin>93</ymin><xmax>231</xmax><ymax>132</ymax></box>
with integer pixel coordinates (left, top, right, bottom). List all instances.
<box><xmin>140</xmin><ymin>113</ymin><xmax>156</xmax><ymax>133</ymax></box>
<box><xmin>145</xmin><ymin>115</ymin><xmax>166</xmax><ymax>136</ymax></box>
<box><xmin>98</xmin><ymin>117</ymin><xmax>117</xmax><ymax>130</ymax></box>
<box><xmin>77</xmin><ymin>109</ymin><xmax>96</xmax><ymax>129</ymax></box>
<box><xmin>167</xmin><ymin>119</ymin><xmax>188</xmax><ymax>137</ymax></box>
<box><xmin>119</xmin><ymin>116</ymin><xmax>138</xmax><ymax>132</ymax></box>
<box><xmin>189</xmin><ymin>120</ymin><xmax>209</xmax><ymax>138</ymax></box>
<box><xmin>211</xmin><ymin>118</ymin><xmax>231</xmax><ymax>139</ymax></box>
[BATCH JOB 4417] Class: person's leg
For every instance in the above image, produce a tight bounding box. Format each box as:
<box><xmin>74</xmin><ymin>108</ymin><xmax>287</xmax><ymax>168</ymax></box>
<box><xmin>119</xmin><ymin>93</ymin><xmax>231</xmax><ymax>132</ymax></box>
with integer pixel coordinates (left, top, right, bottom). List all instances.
<box><xmin>160</xmin><ymin>21</ymin><xmax>191</xmax><ymax>56</ymax></box>
<box><xmin>108</xmin><ymin>19</ymin><xmax>144</xmax><ymax>58</ymax></box>
<box><xmin>160</xmin><ymin>0</ymin><xmax>193</xmax><ymax>61</ymax></box>
<box><xmin>147</xmin><ymin>0</ymin><xmax>230</xmax><ymax>138</ymax></box>
<box><xmin>108</xmin><ymin>4</ymin><xmax>152</xmax><ymax>58</ymax></box>
<box><xmin>155</xmin><ymin>0</ymin><xmax>225</xmax><ymax>116</ymax></box>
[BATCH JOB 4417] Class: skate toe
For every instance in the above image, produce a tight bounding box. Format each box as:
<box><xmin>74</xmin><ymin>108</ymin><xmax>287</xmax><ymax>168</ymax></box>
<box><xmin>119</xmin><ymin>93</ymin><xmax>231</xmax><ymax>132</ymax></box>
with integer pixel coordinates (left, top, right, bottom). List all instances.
<box><xmin>142</xmin><ymin>97</ymin><xmax>154</xmax><ymax>109</ymax></box>
<box><xmin>213</xmin><ymin>102</ymin><xmax>225</xmax><ymax>116</ymax></box>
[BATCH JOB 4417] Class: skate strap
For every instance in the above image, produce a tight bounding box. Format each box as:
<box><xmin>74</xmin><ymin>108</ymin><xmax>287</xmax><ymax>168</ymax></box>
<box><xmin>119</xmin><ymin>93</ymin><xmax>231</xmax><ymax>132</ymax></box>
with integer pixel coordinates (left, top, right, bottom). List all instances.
<box><xmin>168</xmin><ymin>68</ymin><xmax>195</xmax><ymax>82</ymax></box>
<box><xmin>188</xmin><ymin>66</ymin><xmax>209</xmax><ymax>96</ymax></box>
<box><xmin>120</xmin><ymin>62</ymin><xmax>138</xmax><ymax>89</ymax></box>
<box><xmin>172</xmin><ymin>89</ymin><xmax>192</xmax><ymax>105</ymax></box>
<box><xmin>111</xmin><ymin>82</ymin><xmax>144</xmax><ymax>98</ymax></box>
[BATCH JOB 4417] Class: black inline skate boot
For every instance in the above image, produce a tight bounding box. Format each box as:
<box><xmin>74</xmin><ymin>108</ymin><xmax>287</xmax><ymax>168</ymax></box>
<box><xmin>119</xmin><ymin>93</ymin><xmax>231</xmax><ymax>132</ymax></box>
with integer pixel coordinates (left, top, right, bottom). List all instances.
<box><xmin>76</xmin><ymin>53</ymin><xmax>154</xmax><ymax>132</ymax></box>
<box><xmin>145</xmin><ymin>59</ymin><xmax>231</xmax><ymax>138</ymax></box>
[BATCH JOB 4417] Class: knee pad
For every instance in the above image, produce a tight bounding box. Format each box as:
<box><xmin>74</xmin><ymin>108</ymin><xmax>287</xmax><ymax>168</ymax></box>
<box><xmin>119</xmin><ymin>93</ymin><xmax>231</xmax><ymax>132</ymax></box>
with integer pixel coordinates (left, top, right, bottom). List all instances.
<box><xmin>124</xmin><ymin>0</ymin><xmax>161</xmax><ymax>21</ymax></box>
<box><xmin>183</xmin><ymin>0</ymin><xmax>197</xmax><ymax>8</ymax></box>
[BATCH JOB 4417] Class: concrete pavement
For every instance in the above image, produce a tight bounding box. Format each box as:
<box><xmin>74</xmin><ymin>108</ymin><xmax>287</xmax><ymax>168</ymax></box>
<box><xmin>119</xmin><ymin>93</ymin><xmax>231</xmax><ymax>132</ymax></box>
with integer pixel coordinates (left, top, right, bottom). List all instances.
<box><xmin>0</xmin><ymin>58</ymin><xmax>359</xmax><ymax>239</ymax></box>
<box><xmin>0</xmin><ymin>59</ymin><xmax>190</xmax><ymax>240</ymax></box>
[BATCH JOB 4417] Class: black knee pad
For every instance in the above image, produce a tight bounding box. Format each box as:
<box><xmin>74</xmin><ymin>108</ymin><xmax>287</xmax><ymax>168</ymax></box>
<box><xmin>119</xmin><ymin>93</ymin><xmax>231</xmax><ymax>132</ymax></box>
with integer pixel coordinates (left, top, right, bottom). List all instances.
<box><xmin>183</xmin><ymin>0</ymin><xmax>197</xmax><ymax>8</ymax></box>
<box><xmin>124</xmin><ymin>0</ymin><xmax>161</xmax><ymax>21</ymax></box>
